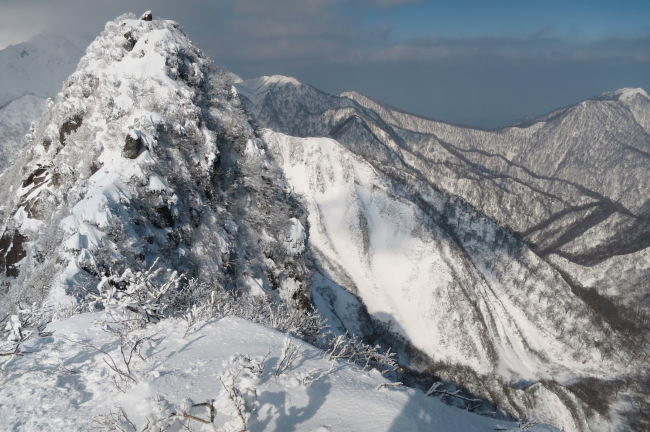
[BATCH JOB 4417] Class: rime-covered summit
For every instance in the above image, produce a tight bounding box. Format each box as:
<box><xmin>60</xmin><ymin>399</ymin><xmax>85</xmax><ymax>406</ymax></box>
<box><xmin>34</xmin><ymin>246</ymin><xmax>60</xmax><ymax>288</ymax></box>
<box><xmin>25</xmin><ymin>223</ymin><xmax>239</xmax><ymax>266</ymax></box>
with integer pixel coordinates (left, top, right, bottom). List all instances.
<box><xmin>0</xmin><ymin>13</ymin><xmax>310</xmax><ymax>315</ymax></box>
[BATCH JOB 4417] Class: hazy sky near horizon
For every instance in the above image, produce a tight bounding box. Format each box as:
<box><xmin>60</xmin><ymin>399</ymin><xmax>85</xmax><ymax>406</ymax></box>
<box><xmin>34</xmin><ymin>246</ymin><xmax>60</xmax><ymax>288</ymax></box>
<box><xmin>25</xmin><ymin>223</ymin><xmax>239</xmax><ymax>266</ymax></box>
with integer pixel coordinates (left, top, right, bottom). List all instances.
<box><xmin>1</xmin><ymin>0</ymin><xmax>649</xmax><ymax>128</ymax></box>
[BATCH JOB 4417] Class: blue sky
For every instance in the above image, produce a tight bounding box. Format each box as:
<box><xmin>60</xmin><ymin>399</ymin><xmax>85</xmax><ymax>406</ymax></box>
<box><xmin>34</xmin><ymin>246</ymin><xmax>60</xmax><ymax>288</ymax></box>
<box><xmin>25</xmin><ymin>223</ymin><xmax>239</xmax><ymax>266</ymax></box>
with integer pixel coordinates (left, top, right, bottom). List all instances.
<box><xmin>359</xmin><ymin>0</ymin><xmax>650</xmax><ymax>41</ymax></box>
<box><xmin>1</xmin><ymin>0</ymin><xmax>649</xmax><ymax>128</ymax></box>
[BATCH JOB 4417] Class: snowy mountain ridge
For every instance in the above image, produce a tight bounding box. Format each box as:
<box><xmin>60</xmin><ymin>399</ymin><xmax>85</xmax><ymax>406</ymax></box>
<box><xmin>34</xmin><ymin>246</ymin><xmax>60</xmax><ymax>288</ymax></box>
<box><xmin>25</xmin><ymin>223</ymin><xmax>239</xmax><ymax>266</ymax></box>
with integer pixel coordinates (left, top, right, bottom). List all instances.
<box><xmin>235</xmin><ymin>75</ymin><xmax>649</xmax><ymax>431</ymax></box>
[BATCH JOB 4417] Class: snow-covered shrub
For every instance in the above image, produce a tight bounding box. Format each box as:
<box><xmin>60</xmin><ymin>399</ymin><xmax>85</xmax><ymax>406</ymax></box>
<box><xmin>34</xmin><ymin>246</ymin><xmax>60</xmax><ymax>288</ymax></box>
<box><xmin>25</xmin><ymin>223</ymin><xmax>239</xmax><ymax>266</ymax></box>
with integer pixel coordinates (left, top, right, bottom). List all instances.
<box><xmin>216</xmin><ymin>354</ymin><xmax>264</xmax><ymax>432</ymax></box>
<box><xmin>88</xmin><ymin>259</ymin><xmax>183</xmax><ymax>323</ymax></box>
<box><xmin>4</xmin><ymin>314</ymin><xmax>22</xmax><ymax>342</ymax></box>
<box><xmin>1</xmin><ymin>302</ymin><xmax>51</xmax><ymax>356</ymax></box>
<box><xmin>325</xmin><ymin>333</ymin><xmax>398</xmax><ymax>375</ymax></box>
<box><xmin>181</xmin><ymin>278</ymin><xmax>323</xmax><ymax>342</ymax></box>
<box><xmin>92</xmin><ymin>407</ymin><xmax>137</xmax><ymax>432</ymax></box>
<box><xmin>275</xmin><ymin>338</ymin><xmax>299</xmax><ymax>376</ymax></box>
<box><xmin>178</xmin><ymin>280</ymin><xmax>400</xmax><ymax>377</ymax></box>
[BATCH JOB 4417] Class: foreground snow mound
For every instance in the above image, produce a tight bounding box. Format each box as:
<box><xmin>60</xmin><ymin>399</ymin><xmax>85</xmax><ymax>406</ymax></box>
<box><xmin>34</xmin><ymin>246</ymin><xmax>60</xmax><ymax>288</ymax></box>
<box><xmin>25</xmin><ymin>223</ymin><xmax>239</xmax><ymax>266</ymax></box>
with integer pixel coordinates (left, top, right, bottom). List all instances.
<box><xmin>0</xmin><ymin>313</ymin><xmax>557</xmax><ymax>432</ymax></box>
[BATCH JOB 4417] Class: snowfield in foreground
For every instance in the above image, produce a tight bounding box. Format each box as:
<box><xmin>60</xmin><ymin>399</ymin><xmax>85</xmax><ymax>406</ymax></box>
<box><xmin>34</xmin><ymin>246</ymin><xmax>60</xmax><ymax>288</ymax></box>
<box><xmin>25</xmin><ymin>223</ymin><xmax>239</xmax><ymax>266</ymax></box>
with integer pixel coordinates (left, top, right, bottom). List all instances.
<box><xmin>0</xmin><ymin>314</ymin><xmax>555</xmax><ymax>432</ymax></box>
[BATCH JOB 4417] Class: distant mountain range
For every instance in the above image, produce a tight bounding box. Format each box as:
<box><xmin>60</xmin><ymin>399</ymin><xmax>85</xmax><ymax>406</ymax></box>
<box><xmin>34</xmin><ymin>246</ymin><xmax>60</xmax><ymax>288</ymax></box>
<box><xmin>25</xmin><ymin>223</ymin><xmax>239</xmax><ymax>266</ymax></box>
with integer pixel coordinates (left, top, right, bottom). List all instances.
<box><xmin>0</xmin><ymin>34</ymin><xmax>81</xmax><ymax>171</ymax></box>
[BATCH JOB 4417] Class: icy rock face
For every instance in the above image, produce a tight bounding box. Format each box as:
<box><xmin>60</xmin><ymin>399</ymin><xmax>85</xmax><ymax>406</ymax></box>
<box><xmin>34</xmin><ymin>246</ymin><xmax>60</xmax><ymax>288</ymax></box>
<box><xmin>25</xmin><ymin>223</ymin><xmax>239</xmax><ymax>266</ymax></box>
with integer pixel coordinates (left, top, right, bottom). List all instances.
<box><xmin>237</xmin><ymin>77</ymin><xmax>649</xmax><ymax>430</ymax></box>
<box><xmin>0</xmin><ymin>14</ymin><xmax>310</xmax><ymax>315</ymax></box>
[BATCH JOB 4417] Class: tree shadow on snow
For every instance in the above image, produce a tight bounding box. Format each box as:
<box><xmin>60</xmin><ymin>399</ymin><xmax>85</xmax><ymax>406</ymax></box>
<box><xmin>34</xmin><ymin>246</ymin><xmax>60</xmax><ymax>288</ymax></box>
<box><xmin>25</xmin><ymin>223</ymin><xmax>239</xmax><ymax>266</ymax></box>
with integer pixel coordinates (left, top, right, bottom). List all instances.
<box><xmin>250</xmin><ymin>378</ymin><xmax>332</xmax><ymax>432</ymax></box>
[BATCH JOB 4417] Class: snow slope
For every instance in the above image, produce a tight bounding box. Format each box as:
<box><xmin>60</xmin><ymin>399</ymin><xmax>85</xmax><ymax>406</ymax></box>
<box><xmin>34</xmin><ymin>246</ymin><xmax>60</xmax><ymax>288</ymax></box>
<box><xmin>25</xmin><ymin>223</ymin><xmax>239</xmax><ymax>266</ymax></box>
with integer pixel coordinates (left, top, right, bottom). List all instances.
<box><xmin>0</xmin><ymin>33</ymin><xmax>82</xmax><ymax>108</ymax></box>
<box><xmin>0</xmin><ymin>313</ymin><xmax>557</xmax><ymax>432</ymax></box>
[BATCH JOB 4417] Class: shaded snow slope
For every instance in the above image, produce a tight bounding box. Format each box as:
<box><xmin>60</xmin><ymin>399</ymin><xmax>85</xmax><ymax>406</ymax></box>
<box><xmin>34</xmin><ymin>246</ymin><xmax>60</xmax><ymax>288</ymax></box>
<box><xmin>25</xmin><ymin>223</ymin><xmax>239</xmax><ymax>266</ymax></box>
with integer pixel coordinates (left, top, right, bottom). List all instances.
<box><xmin>0</xmin><ymin>314</ymin><xmax>556</xmax><ymax>432</ymax></box>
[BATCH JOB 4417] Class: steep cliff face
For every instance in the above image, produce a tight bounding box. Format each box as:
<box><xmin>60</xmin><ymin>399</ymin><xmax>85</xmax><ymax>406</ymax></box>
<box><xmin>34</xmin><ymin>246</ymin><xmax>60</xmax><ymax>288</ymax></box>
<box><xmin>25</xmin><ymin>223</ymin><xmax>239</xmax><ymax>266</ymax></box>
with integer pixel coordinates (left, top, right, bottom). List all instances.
<box><xmin>0</xmin><ymin>15</ymin><xmax>311</xmax><ymax>318</ymax></box>
<box><xmin>236</xmin><ymin>77</ymin><xmax>649</xmax><ymax>431</ymax></box>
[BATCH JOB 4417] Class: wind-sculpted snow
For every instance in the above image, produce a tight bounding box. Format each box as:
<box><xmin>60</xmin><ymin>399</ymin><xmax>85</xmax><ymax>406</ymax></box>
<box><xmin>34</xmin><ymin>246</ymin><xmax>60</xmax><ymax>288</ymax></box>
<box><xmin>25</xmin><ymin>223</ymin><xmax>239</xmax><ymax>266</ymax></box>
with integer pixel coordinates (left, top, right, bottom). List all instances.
<box><xmin>237</xmin><ymin>77</ymin><xmax>649</xmax><ymax>431</ymax></box>
<box><xmin>0</xmin><ymin>15</ymin><xmax>311</xmax><ymax>318</ymax></box>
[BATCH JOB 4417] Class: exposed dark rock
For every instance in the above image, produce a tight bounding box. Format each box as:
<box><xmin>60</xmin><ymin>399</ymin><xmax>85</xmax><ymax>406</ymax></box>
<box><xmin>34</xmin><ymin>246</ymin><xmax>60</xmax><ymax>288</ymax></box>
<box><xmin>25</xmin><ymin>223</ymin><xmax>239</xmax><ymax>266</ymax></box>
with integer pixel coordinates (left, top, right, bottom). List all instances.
<box><xmin>0</xmin><ymin>230</ymin><xmax>27</xmax><ymax>277</ymax></box>
<box><xmin>140</xmin><ymin>11</ymin><xmax>153</xmax><ymax>21</ymax></box>
<box><xmin>89</xmin><ymin>161</ymin><xmax>102</xmax><ymax>175</ymax></box>
<box><xmin>122</xmin><ymin>132</ymin><xmax>143</xmax><ymax>159</ymax></box>
<box><xmin>153</xmin><ymin>205</ymin><xmax>174</xmax><ymax>228</ymax></box>
<box><xmin>42</xmin><ymin>138</ymin><xmax>51</xmax><ymax>151</ymax></box>
<box><xmin>24</xmin><ymin>197</ymin><xmax>44</xmax><ymax>220</ymax></box>
<box><xmin>59</xmin><ymin>114</ymin><xmax>83</xmax><ymax>145</ymax></box>
<box><xmin>21</xmin><ymin>166</ymin><xmax>48</xmax><ymax>188</ymax></box>
<box><xmin>123</xmin><ymin>32</ymin><xmax>136</xmax><ymax>51</ymax></box>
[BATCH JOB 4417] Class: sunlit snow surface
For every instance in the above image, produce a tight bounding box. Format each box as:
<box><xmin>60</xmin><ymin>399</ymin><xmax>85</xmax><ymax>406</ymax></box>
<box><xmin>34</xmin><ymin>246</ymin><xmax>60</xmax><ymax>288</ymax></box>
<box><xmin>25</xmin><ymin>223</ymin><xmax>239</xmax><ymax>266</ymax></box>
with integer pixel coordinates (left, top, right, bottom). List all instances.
<box><xmin>0</xmin><ymin>313</ymin><xmax>557</xmax><ymax>432</ymax></box>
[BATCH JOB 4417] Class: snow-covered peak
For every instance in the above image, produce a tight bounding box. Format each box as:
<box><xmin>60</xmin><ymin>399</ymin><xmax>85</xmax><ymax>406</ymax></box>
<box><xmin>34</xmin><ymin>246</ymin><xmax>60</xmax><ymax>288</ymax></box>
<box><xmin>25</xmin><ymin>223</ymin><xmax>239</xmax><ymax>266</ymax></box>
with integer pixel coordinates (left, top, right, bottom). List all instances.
<box><xmin>0</xmin><ymin>12</ymin><xmax>310</xmax><ymax>314</ymax></box>
<box><xmin>237</xmin><ymin>75</ymin><xmax>302</xmax><ymax>96</ymax></box>
<box><xmin>0</xmin><ymin>33</ymin><xmax>82</xmax><ymax>108</ymax></box>
<box><xmin>602</xmin><ymin>87</ymin><xmax>649</xmax><ymax>102</ymax></box>
<box><xmin>258</xmin><ymin>74</ymin><xmax>301</xmax><ymax>86</ymax></box>
<box><xmin>238</xmin><ymin>75</ymin><xmax>302</xmax><ymax>97</ymax></box>
<box><xmin>596</xmin><ymin>87</ymin><xmax>650</xmax><ymax>132</ymax></box>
